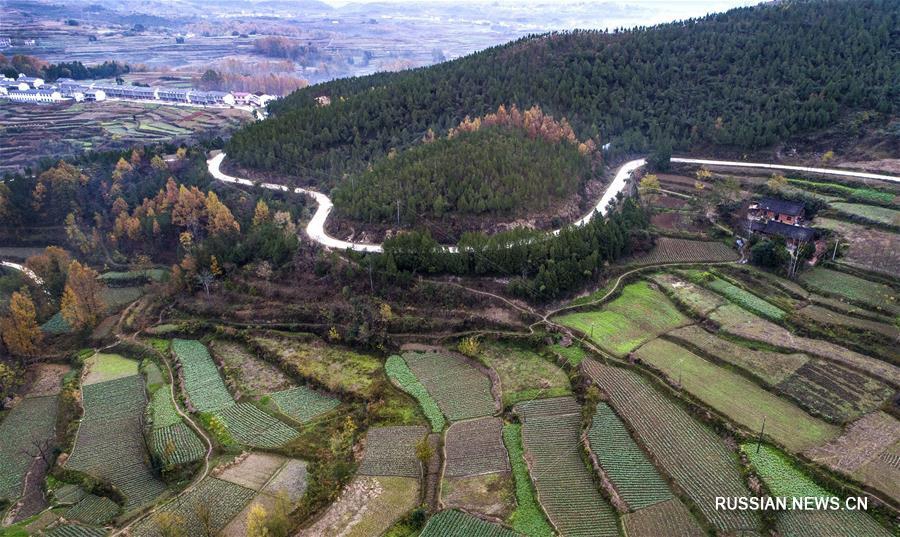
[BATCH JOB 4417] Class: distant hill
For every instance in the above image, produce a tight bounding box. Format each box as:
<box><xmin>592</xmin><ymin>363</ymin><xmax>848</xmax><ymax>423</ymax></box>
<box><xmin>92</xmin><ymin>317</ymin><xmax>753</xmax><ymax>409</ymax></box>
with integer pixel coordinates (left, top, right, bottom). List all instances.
<box><xmin>227</xmin><ymin>0</ymin><xmax>898</xmax><ymax>184</ymax></box>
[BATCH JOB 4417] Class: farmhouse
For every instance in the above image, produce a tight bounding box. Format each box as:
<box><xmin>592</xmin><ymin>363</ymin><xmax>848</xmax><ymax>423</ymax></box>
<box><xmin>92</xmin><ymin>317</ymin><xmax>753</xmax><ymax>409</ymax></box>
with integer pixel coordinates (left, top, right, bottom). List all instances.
<box><xmin>748</xmin><ymin>197</ymin><xmax>805</xmax><ymax>225</ymax></box>
<box><xmin>16</xmin><ymin>73</ymin><xmax>44</xmax><ymax>88</ymax></box>
<box><xmin>1</xmin><ymin>78</ymin><xmax>29</xmax><ymax>91</ymax></box>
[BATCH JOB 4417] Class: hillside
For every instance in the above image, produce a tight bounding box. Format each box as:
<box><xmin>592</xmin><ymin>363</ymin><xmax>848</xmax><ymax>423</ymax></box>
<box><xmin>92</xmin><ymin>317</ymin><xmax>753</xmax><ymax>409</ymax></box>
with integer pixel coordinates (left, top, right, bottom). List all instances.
<box><xmin>330</xmin><ymin>107</ymin><xmax>596</xmax><ymax>234</ymax></box>
<box><xmin>227</xmin><ymin>0</ymin><xmax>898</xmax><ymax>182</ymax></box>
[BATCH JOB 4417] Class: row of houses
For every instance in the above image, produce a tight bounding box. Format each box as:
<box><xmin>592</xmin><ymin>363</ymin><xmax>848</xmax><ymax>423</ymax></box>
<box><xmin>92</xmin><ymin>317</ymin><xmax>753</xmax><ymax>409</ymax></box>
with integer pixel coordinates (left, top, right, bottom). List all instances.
<box><xmin>747</xmin><ymin>197</ymin><xmax>816</xmax><ymax>247</ymax></box>
<box><xmin>2</xmin><ymin>73</ymin><xmax>277</xmax><ymax>108</ymax></box>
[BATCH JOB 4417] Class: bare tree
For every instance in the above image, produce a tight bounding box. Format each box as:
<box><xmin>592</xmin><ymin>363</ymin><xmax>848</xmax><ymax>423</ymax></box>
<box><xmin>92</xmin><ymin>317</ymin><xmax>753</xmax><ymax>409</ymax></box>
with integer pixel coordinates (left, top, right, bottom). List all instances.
<box><xmin>196</xmin><ymin>270</ymin><xmax>214</xmax><ymax>296</ymax></box>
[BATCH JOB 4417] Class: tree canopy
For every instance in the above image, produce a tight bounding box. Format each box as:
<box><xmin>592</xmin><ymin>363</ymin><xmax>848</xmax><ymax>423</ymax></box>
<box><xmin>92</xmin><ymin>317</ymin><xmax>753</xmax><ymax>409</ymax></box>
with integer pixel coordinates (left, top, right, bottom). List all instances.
<box><xmin>227</xmin><ymin>0</ymin><xmax>898</xmax><ymax>184</ymax></box>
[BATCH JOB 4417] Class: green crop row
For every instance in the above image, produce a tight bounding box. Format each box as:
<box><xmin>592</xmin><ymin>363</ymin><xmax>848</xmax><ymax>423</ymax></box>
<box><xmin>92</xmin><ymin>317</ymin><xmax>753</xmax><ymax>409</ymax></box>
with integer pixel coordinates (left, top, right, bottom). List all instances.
<box><xmin>386</xmin><ymin>355</ymin><xmax>445</xmax><ymax>431</ymax></box>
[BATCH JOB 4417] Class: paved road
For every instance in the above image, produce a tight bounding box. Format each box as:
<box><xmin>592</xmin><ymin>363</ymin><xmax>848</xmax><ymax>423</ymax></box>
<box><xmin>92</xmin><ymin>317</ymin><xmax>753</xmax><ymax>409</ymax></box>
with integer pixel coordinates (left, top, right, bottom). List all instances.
<box><xmin>208</xmin><ymin>153</ymin><xmax>900</xmax><ymax>253</ymax></box>
<box><xmin>1</xmin><ymin>260</ymin><xmax>43</xmax><ymax>285</ymax></box>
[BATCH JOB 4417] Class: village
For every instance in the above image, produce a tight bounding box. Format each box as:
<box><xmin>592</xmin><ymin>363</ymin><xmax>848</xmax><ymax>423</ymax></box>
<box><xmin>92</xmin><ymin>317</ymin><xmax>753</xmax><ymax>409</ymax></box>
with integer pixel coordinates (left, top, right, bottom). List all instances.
<box><xmin>0</xmin><ymin>72</ymin><xmax>277</xmax><ymax>110</ymax></box>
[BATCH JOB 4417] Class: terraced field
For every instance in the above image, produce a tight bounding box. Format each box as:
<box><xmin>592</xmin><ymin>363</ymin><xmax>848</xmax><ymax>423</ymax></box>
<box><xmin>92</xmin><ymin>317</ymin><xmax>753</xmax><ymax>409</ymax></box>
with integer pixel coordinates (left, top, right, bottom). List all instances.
<box><xmin>475</xmin><ymin>341</ymin><xmax>571</xmax><ymax>406</ymax></box>
<box><xmin>650</xmin><ymin>273</ymin><xmax>725</xmax><ymax>316</ymax></box>
<box><xmin>774</xmin><ymin>361</ymin><xmax>894</xmax><ymax>423</ymax></box>
<box><xmin>172</xmin><ymin>339</ymin><xmax>234</xmax><ymax>412</ymax></box>
<box><xmin>798</xmin><ymin>268</ymin><xmax>899</xmax><ymax>316</ymax></box>
<box><xmin>358</xmin><ymin>426</ymin><xmax>427</xmax><ymax>478</ymax></box>
<box><xmin>253</xmin><ymin>335</ymin><xmax>382</xmax><ymax>398</ymax></box>
<box><xmin>623</xmin><ymin>237</ymin><xmax>738</xmax><ymax>265</ymax></box>
<box><xmin>132</xmin><ymin>477</ymin><xmax>255</xmax><ymax>537</ymax></box>
<box><xmin>621</xmin><ymin>498</ymin><xmax>705</xmax><ymax>537</ymax></box>
<box><xmin>515</xmin><ymin>397</ymin><xmax>619</xmax><ymax>537</ymax></box>
<box><xmin>66</xmin><ymin>374</ymin><xmax>166</xmax><ymax>508</ymax></box>
<box><xmin>45</xmin><ymin>524</ymin><xmax>108</xmax><ymax>537</ymax></box>
<box><xmin>806</xmin><ymin>412</ymin><xmax>900</xmax><ymax>502</ymax></box>
<box><xmin>584</xmin><ymin>360</ymin><xmax>761</xmax><ymax>532</ymax></box>
<box><xmin>502</xmin><ymin>423</ymin><xmax>554</xmax><ymax>537</ymax></box>
<box><xmin>444</xmin><ymin>417</ymin><xmax>509</xmax><ymax>477</ymax></box>
<box><xmin>742</xmin><ymin>444</ymin><xmax>892</xmax><ymax>537</ymax></box>
<box><xmin>556</xmin><ymin>281</ymin><xmax>689</xmax><ymax>357</ymax></box>
<box><xmin>66</xmin><ymin>494</ymin><xmax>120</xmax><ymax>525</ymax></box>
<box><xmin>666</xmin><ymin>325</ymin><xmax>808</xmax><ymax>386</ymax></box>
<box><xmin>146</xmin><ymin>381</ymin><xmax>205</xmax><ymax>465</ymax></box>
<box><xmin>635</xmin><ymin>338</ymin><xmax>839</xmax><ymax>451</ymax></box>
<box><xmin>402</xmin><ymin>351</ymin><xmax>496</xmax><ymax>421</ymax></box>
<box><xmin>420</xmin><ymin>509</ymin><xmax>521</xmax><ymax>537</ymax></box>
<box><xmin>215</xmin><ymin>402</ymin><xmax>299</xmax><ymax>448</ymax></box>
<box><xmin>210</xmin><ymin>340</ymin><xmax>294</xmax><ymax>396</ymax></box>
<box><xmin>798</xmin><ymin>304</ymin><xmax>898</xmax><ymax>339</ymax></box>
<box><xmin>297</xmin><ymin>475</ymin><xmax>419</xmax><ymax>537</ymax></box>
<box><xmin>0</xmin><ymin>395</ymin><xmax>58</xmax><ymax>502</ymax></box>
<box><xmin>270</xmin><ymin>385</ymin><xmax>341</xmax><ymax>424</ymax></box>
<box><xmin>830</xmin><ymin>202</ymin><xmax>900</xmax><ymax>226</ymax></box>
<box><xmin>386</xmin><ymin>354</ymin><xmax>446</xmax><ymax>431</ymax></box>
<box><xmin>709</xmin><ymin>304</ymin><xmax>900</xmax><ymax>387</ymax></box>
<box><xmin>587</xmin><ymin>403</ymin><xmax>672</xmax><ymax>510</ymax></box>
<box><xmin>814</xmin><ymin>218</ymin><xmax>899</xmax><ymax>276</ymax></box>
<box><xmin>705</xmin><ymin>277</ymin><xmax>786</xmax><ymax>320</ymax></box>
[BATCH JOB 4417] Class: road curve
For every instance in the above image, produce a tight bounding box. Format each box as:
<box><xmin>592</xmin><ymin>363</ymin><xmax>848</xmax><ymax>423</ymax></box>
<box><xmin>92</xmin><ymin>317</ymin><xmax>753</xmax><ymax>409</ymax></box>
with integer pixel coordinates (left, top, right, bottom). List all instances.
<box><xmin>208</xmin><ymin>153</ymin><xmax>900</xmax><ymax>253</ymax></box>
<box><xmin>1</xmin><ymin>261</ymin><xmax>43</xmax><ymax>285</ymax></box>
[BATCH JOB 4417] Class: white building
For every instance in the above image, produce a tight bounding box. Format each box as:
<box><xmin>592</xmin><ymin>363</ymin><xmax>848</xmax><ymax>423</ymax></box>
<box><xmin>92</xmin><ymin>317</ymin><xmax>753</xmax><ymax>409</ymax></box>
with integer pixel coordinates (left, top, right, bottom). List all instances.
<box><xmin>17</xmin><ymin>74</ymin><xmax>44</xmax><ymax>88</ymax></box>
<box><xmin>7</xmin><ymin>89</ymin><xmax>70</xmax><ymax>103</ymax></box>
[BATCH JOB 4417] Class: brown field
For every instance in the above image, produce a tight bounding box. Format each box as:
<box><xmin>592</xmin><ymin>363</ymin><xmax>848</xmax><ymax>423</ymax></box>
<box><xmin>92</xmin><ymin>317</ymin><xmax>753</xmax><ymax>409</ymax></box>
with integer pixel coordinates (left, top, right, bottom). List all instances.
<box><xmin>210</xmin><ymin>340</ymin><xmax>295</xmax><ymax>396</ymax></box>
<box><xmin>26</xmin><ymin>363</ymin><xmax>71</xmax><ymax>397</ymax></box>
<box><xmin>651</xmin><ymin>212</ymin><xmax>703</xmax><ymax>233</ymax></box>
<box><xmin>297</xmin><ymin>476</ymin><xmax>419</xmax><ymax>537</ymax></box>
<box><xmin>440</xmin><ymin>472</ymin><xmax>515</xmax><ymax>520</ymax></box>
<box><xmin>814</xmin><ymin>217</ymin><xmax>899</xmax><ymax>276</ymax></box>
<box><xmin>621</xmin><ymin>498</ymin><xmax>705</xmax><ymax>537</ymax></box>
<box><xmin>623</xmin><ymin>237</ymin><xmax>738</xmax><ymax>266</ymax></box>
<box><xmin>650</xmin><ymin>273</ymin><xmax>726</xmax><ymax>317</ymax></box>
<box><xmin>798</xmin><ymin>304</ymin><xmax>898</xmax><ymax>339</ymax></box>
<box><xmin>215</xmin><ymin>452</ymin><xmax>287</xmax><ymax>491</ymax></box>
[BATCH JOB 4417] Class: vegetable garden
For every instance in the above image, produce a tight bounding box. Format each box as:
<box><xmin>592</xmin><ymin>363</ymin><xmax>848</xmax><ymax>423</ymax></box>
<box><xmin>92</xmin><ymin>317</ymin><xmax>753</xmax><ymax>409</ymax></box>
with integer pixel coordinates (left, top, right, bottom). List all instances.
<box><xmin>401</xmin><ymin>351</ymin><xmax>495</xmax><ymax>421</ymax></box>
<box><xmin>584</xmin><ymin>360</ymin><xmax>761</xmax><ymax>532</ymax></box>
<box><xmin>0</xmin><ymin>395</ymin><xmax>58</xmax><ymax>502</ymax></box>
<box><xmin>270</xmin><ymin>385</ymin><xmax>340</xmax><ymax>424</ymax></box>
<box><xmin>386</xmin><ymin>355</ymin><xmax>445</xmax><ymax>431</ymax></box>
<box><xmin>515</xmin><ymin>396</ymin><xmax>619</xmax><ymax>537</ymax></box>
<box><xmin>132</xmin><ymin>477</ymin><xmax>255</xmax><ymax>537</ymax></box>
<box><xmin>420</xmin><ymin>509</ymin><xmax>521</xmax><ymax>537</ymax></box>
<box><xmin>444</xmin><ymin>417</ymin><xmax>509</xmax><ymax>477</ymax></box>
<box><xmin>358</xmin><ymin>426</ymin><xmax>427</xmax><ymax>478</ymax></box>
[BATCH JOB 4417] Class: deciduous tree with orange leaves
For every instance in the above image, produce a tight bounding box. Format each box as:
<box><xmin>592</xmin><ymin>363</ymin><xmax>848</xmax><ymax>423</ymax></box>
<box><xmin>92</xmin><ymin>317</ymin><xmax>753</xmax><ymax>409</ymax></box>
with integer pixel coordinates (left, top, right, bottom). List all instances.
<box><xmin>1</xmin><ymin>290</ymin><xmax>43</xmax><ymax>357</ymax></box>
<box><xmin>60</xmin><ymin>260</ymin><xmax>106</xmax><ymax>329</ymax></box>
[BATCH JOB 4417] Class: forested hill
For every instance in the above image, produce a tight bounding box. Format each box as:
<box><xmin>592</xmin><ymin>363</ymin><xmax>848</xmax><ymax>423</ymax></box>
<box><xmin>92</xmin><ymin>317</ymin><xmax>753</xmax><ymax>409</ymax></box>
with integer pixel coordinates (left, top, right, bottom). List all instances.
<box><xmin>332</xmin><ymin>106</ymin><xmax>596</xmax><ymax>225</ymax></box>
<box><xmin>227</xmin><ymin>0</ymin><xmax>898</xmax><ymax>182</ymax></box>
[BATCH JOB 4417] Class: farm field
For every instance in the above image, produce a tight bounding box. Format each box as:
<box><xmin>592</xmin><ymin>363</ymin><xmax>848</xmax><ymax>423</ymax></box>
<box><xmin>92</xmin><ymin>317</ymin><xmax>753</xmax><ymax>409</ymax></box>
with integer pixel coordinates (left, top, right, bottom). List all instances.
<box><xmin>666</xmin><ymin>325</ymin><xmax>807</xmax><ymax>386</ymax></box>
<box><xmin>215</xmin><ymin>402</ymin><xmax>299</xmax><ymax>448</ymax></box>
<box><xmin>172</xmin><ymin>338</ymin><xmax>234</xmax><ymax>412</ymax></box>
<box><xmin>252</xmin><ymin>335</ymin><xmax>382</xmax><ymax>398</ymax></box>
<box><xmin>705</xmin><ymin>276</ymin><xmax>786</xmax><ymax>320</ymax></box>
<box><xmin>269</xmin><ymin>385</ymin><xmax>340</xmax><ymax>424</ymax></box>
<box><xmin>0</xmin><ymin>395</ymin><xmax>59</xmax><ymax>502</ymax></box>
<box><xmin>66</xmin><ymin>494</ymin><xmax>120</xmax><ymax>525</ymax></box>
<box><xmin>587</xmin><ymin>403</ymin><xmax>673</xmax><ymax>510</ymax></box>
<box><xmin>620</xmin><ymin>498</ymin><xmax>705</xmax><ymax>537</ymax></box>
<box><xmin>132</xmin><ymin>477</ymin><xmax>255</xmax><ymax>537</ymax></box>
<box><xmin>82</xmin><ymin>352</ymin><xmax>138</xmax><ymax>384</ymax></box>
<box><xmin>787</xmin><ymin>178</ymin><xmax>896</xmax><ymax>204</ymax></box>
<box><xmin>709</xmin><ymin>304</ymin><xmax>900</xmax><ymax>387</ymax></box>
<box><xmin>420</xmin><ymin>509</ymin><xmax>521</xmax><ymax>537</ymax></box>
<box><xmin>98</xmin><ymin>268</ymin><xmax>168</xmax><ymax>284</ymax></box>
<box><xmin>622</xmin><ymin>237</ymin><xmax>738</xmax><ymax>265</ymax></box>
<box><xmin>216</xmin><ymin>452</ymin><xmax>287</xmax><ymax>491</ymax></box>
<box><xmin>386</xmin><ymin>354</ymin><xmax>445</xmax><ymax>431</ymax></box>
<box><xmin>501</xmin><ymin>424</ymin><xmax>554</xmax><ymax>537</ymax></box>
<box><xmin>814</xmin><ymin>218</ymin><xmax>899</xmax><ymax>275</ymax></box>
<box><xmin>742</xmin><ymin>444</ymin><xmax>891</xmax><ymax>537</ymax></box>
<box><xmin>830</xmin><ymin>202</ymin><xmax>900</xmax><ymax>226</ymax></box>
<box><xmin>798</xmin><ymin>268</ymin><xmax>899</xmax><ymax>316</ymax></box>
<box><xmin>474</xmin><ymin>341</ymin><xmax>571</xmax><ymax>406</ymax></box>
<box><xmin>66</xmin><ymin>372</ymin><xmax>165</xmax><ymax>509</ymax></box>
<box><xmin>806</xmin><ymin>412</ymin><xmax>900</xmax><ymax>502</ymax></box>
<box><xmin>444</xmin><ymin>417</ymin><xmax>509</xmax><ymax>477</ymax></box>
<box><xmin>556</xmin><ymin>281</ymin><xmax>689</xmax><ymax>357</ymax></box>
<box><xmin>649</xmin><ymin>272</ymin><xmax>726</xmax><ymax>316</ymax></box>
<box><xmin>634</xmin><ymin>338</ymin><xmax>838</xmax><ymax>451</ymax></box>
<box><xmin>440</xmin><ymin>472</ymin><xmax>515</xmax><ymax>520</ymax></box>
<box><xmin>515</xmin><ymin>396</ymin><xmax>619</xmax><ymax>537</ymax></box>
<box><xmin>44</xmin><ymin>523</ymin><xmax>108</xmax><ymax>537</ymax></box>
<box><xmin>401</xmin><ymin>351</ymin><xmax>496</xmax><ymax>421</ymax></box>
<box><xmin>584</xmin><ymin>360</ymin><xmax>761</xmax><ymax>532</ymax></box>
<box><xmin>150</xmin><ymin>423</ymin><xmax>206</xmax><ymax>466</ymax></box>
<box><xmin>210</xmin><ymin>340</ymin><xmax>294</xmax><ymax>395</ymax></box>
<box><xmin>774</xmin><ymin>361</ymin><xmax>894</xmax><ymax>424</ymax></box>
<box><xmin>798</xmin><ymin>304</ymin><xmax>898</xmax><ymax>339</ymax></box>
<box><xmin>358</xmin><ymin>426</ymin><xmax>427</xmax><ymax>478</ymax></box>
<box><xmin>297</xmin><ymin>475</ymin><xmax>419</xmax><ymax>537</ymax></box>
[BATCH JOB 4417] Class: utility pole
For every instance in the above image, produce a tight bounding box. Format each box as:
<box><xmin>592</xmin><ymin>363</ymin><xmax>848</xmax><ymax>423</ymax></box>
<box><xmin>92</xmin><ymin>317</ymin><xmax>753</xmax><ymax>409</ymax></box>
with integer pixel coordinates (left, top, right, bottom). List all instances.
<box><xmin>396</xmin><ymin>199</ymin><xmax>401</xmax><ymax>227</ymax></box>
<box><xmin>831</xmin><ymin>239</ymin><xmax>839</xmax><ymax>261</ymax></box>
<box><xmin>756</xmin><ymin>416</ymin><xmax>766</xmax><ymax>453</ymax></box>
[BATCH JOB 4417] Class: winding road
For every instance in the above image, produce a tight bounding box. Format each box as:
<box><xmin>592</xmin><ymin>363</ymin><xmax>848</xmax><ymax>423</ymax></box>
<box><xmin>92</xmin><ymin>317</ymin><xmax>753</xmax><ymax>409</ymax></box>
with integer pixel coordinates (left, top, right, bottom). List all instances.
<box><xmin>208</xmin><ymin>153</ymin><xmax>900</xmax><ymax>254</ymax></box>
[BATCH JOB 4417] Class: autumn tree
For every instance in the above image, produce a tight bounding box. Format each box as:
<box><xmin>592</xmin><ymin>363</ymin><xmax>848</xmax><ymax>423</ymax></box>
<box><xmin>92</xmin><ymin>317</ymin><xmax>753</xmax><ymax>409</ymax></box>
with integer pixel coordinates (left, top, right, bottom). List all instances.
<box><xmin>25</xmin><ymin>246</ymin><xmax>71</xmax><ymax>299</ymax></box>
<box><xmin>60</xmin><ymin>260</ymin><xmax>106</xmax><ymax>329</ymax></box>
<box><xmin>638</xmin><ymin>174</ymin><xmax>661</xmax><ymax>204</ymax></box>
<box><xmin>252</xmin><ymin>199</ymin><xmax>271</xmax><ymax>226</ymax></box>
<box><xmin>246</xmin><ymin>503</ymin><xmax>269</xmax><ymax>537</ymax></box>
<box><xmin>767</xmin><ymin>173</ymin><xmax>787</xmax><ymax>191</ymax></box>
<box><xmin>153</xmin><ymin>512</ymin><xmax>186</xmax><ymax>537</ymax></box>
<box><xmin>205</xmin><ymin>191</ymin><xmax>240</xmax><ymax>236</ymax></box>
<box><xmin>172</xmin><ymin>185</ymin><xmax>207</xmax><ymax>237</ymax></box>
<box><xmin>151</xmin><ymin>154</ymin><xmax>168</xmax><ymax>170</ymax></box>
<box><xmin>0</xmin><ymin>290</ymin><xmax>43</xmax><ymax>357</ymax></box>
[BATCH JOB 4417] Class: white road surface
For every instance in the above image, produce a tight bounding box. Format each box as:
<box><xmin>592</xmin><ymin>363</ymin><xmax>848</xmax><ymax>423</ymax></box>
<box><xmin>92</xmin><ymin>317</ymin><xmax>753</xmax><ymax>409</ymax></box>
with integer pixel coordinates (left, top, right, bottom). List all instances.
<box><xmin>208</xmin><ymin>153</ymin><xmax>900</xmax><ymax>253</ymax></box>
<box><xmin>1</xmin><ymin>260</ymin><xmax>43</xmax><ymax>285</ymax></box>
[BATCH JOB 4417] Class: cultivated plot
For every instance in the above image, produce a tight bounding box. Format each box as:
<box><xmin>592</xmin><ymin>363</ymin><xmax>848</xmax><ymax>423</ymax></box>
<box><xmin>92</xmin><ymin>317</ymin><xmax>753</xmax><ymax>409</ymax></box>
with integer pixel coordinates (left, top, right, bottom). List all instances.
<box><xmin>0</xmin><ymin>395</ymin><xmax>58</xmax><ymax>502</ymax></box>
<box><xmin>584</xmin><ymin>360</ymin><xmax>761</xmax><ymax>532</ymax></box>
<box><xmin>132</xmin><ymin>477</ymin><xmax>255</xmax><ymax>537</ymax></box>
<box><xmin>358</xmin><ymin>425</ymin><xmax>428</xmax><ymax>478</ymax></box>
<box><xmin>475</xmin><ymin>341</ymin><xmax>571</xmax><ymax>406</ymax></box>
<box><xmin>556</xmin><ymin>281</ymin><xmax>688</xmax><ymax>357</ymax></box>
<box><xmin>444</xmin><ymin>417</ymin><xmax>509</xmax><ymax>477</ymax></box>
<box><xmin>515</xmin><ymin>396</ymin><xmax>619</xmax><ymax>537</ymax></box>
<box><xmin>402</xmin><ymin>351</ymin><xmax>496</xmax><ymax>421</ymax></box>
<box><xmin>635</xmin><ymin>338</ymin><xmax>838</xmax><ymax>452</ymax></box>
<box><xmin>269</xmin><ymin>385</ymin><xmax>340</xmax><ymax>424</ymax></box>
<box><xmin>420</xmin><ymin>509</ymin><xmax>521</xmax><ymax>537</ymax></box>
